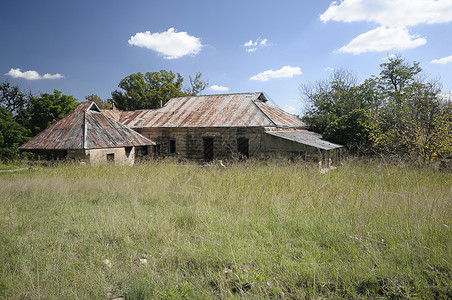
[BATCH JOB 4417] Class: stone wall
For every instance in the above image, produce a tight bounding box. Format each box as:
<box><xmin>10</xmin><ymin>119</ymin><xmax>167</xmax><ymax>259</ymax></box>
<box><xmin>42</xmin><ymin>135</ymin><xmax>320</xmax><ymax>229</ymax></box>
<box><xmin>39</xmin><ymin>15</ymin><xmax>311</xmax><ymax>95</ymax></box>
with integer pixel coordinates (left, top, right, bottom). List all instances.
<box><xmin>136</xmin><ymin>127</ymin><xmax>341</xmax><ymax>165</ymax></box>
<box><xmin>137</xmin><ymin>127</ymin><xmax>264</xmax><ymax>160</ymax></box>
<box><xmin>88</xmin><ymin>147</ymin><xmax>135</xmax><ymax>165</ymax></box>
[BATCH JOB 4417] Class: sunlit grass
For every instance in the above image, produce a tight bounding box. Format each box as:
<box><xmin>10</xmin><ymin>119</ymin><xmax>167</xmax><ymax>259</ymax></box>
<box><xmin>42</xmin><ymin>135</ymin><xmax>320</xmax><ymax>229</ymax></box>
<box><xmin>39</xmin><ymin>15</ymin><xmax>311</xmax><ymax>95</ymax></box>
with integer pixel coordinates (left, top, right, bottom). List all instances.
<box><xmin>0</xmin><ymin>160</ymin><xmax>451</xmax><ymax>298</ymax></box>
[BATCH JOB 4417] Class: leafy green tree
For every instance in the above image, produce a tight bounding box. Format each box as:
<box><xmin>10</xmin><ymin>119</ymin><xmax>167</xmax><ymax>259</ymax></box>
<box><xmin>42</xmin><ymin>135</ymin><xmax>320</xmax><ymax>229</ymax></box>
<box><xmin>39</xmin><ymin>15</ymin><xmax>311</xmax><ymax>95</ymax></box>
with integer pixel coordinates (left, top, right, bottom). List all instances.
<box><xmin>430</xmin><ymin>99</ymin><xmax>452</xmax><ymax>160</ymax></box>
<box><xmin>301</xmin><ymin>70</ymin><xmax>379</xmax><ymax>152</ymax></box>
<box><xmin>24</xmin><ymin>90</ymin><xmax>78</xmax><ymax>136</ymax></box>
<box><xmin>111</xmin><ymin>70</ymin><xmax>208</xmax><ymax>110</ymax></box>
<box><xmin>371</xmin><ymin>57</ymin><xmax>442</xmax><ymax>160</ymax></box>
<box><xmin>0</xmin><ymin>107</ymin><xmax>30</xmax><ymax>159</ymax></box>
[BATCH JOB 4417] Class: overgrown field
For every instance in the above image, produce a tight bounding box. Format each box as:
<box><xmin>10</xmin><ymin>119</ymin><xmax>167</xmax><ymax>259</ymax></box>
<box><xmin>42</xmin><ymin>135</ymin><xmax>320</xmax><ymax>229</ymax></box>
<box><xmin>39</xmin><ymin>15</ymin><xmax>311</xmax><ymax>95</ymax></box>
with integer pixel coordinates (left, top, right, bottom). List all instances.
<box><xmin>0</xmin><ymin>160</ymin><xmax>451</xmax><ymax>299</ymax></box>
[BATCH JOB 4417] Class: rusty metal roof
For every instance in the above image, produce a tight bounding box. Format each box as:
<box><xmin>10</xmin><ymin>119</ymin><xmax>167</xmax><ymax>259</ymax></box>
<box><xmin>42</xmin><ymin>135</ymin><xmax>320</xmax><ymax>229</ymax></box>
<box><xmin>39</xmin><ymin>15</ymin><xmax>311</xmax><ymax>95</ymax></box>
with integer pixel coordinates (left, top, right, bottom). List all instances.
<box><xmin>102</xmin><ymin>92</ymin><xmax>307</xmax><ymax>129</ymax></box>
<box><xmin>20</xmin><ymin>102</ymin><xmax>155</xmax><ymax>150</ymax></box>
<box><xmin>266</xmin><ymin>130</ymin><xmax>343</xmax><ymax>150</ymax></box>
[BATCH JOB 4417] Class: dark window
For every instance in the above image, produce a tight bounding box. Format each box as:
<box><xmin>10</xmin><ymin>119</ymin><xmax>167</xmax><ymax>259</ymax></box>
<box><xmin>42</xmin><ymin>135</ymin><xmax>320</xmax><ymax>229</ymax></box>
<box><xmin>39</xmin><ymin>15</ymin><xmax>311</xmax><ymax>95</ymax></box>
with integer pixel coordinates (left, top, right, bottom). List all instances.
<box><xmin>125</xmin><ymin>147</ymin><xmax>132</xmax><ymax>157</ymax></box>
<box><xmin>203</xmin><ymin>137</ymin><xmax>214</xmax><ymax>161</ymax></box>
<box><xmin>168</xmin><ymin>139</ymin><xmax>176</xmax><ymax>154</ymax></box>
<box><xmin>237</xmin><ymin>138</ymin><xmax>249</xmax><ymax>158</ymax></box>
<box><xmin>106</xmin><ymin>153</ymin><xmax>115</xmax><ymax>161</ymax></box>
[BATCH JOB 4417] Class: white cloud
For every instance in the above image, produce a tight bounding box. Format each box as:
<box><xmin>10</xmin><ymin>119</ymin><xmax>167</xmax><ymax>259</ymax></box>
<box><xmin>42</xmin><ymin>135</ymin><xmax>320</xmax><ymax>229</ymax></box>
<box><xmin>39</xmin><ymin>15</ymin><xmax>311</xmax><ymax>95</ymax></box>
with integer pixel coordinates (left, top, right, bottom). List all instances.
<box><xmin>431</xmin><ymin>54</ymin><xmax>452</xmax><ymax>64</ymax></box>
<box><xmin>250</xmin><ymin>66</ymin><xmax>302</xmax><ymax>82</ymax></box>
<box><xmin>243</xmin><ymin>38</ymin><xmax>269</xmax><ymax>52</ymax></box>
<box><xmin>210</xmin><ymin>85</ymin><xmax>229</xmax><ymax>91</ymax></box>
<box><xmin>321</xmin><ymin>0</ymin><xmax>452</xmax><ymax>54</ymax></box>
<box><xmin>324</xmin><ymin>66</ymin><xmax>334</xmax><ymax>72</ymax></box>
<box><xmin>243</xmin><ymin>40</ymin><xmax>257</xmax><ymax>47</ymax></box>
<box><xmin>128</xmin><ymin>28</ymin><xmax>203</xmax><ymax>59</ymax></box>
<box><xmin>321</xmin><ymin>0</ymin><xmax>452</xmax><ymax>28</ymax></box>
<box><xmin>5</xmin><ymin>68</ymin><xmax>64</xmax><ymax>80</ymax></box>
<box><xmin>338</xmin><ymin>26</ymin><xmax>426</xmax><ymax>54</ymax></box>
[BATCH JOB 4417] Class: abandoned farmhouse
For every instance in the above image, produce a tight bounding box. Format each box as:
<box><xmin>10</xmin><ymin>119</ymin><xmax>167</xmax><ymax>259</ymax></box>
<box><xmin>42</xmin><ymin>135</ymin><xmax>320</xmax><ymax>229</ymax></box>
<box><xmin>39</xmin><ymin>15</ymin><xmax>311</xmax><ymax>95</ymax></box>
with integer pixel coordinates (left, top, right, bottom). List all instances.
<box><xmin>19</xmin><ymin>92</ymin><xmax>342</xmax><ymax>165</ymax></box>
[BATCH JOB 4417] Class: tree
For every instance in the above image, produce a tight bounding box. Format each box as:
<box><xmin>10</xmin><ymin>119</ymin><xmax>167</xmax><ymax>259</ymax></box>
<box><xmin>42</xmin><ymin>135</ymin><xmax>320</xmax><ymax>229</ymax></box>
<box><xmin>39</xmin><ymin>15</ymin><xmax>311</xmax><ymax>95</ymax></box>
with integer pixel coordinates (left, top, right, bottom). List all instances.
<box><xmin>300</xmin><ymin>56</ymin><xmax>448</xmax><ymax>160</ymax></box>
<box><xmin>111</xmin><ymin>70</ymin><xmax>208</xmax><ymax>110</ymax></box>
<box><xmin>371</xmin><ymin>57</ymin><xmax>442</xmax><ymax>160</ymax></box>
<box><xmin>184</xmin><ymin>72</ymin><xmax>209</xmax><ymax>96</ymax></box>
<box><xmin>300</xmin><ymin>69</ymin><xmax>378</xmax><ymax>152</ymax></box>
<box><xmin>0</xmin><ymin>107</ymin><xmax>30</xmax><ymax>159</ymax></box>
<box><xmin>85</xmin><ymin>94</ymin><xmax>111</xmax><ymax>109</ymax></box>
<box><xmin>25</xmin><ymin>90</ymin><xmax>78</xmax><ymax>135</ymax></box>
<box><xmin>0</xmin><ymin>81</ymin><xmax>26</xmax><ymax>116</ymax></box>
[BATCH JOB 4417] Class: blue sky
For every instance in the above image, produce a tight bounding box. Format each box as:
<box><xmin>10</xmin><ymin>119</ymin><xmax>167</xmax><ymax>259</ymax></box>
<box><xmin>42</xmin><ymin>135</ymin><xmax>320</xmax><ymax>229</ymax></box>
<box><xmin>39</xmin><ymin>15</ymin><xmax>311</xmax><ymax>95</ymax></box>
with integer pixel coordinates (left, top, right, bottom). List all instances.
<box><xmin>2</xmin><ymin>0</ymin><xmax>452</xmax><ymax>114</ymax></box>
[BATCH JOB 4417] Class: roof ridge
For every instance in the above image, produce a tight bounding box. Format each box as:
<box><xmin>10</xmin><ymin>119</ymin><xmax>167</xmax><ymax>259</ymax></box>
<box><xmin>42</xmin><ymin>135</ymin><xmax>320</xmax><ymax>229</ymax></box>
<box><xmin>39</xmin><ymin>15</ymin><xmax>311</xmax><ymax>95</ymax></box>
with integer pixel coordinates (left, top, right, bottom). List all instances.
<box><xmin>251</xmin><ymin>99</ymin><xmax>277</xmax><ymax>127</ymax></box>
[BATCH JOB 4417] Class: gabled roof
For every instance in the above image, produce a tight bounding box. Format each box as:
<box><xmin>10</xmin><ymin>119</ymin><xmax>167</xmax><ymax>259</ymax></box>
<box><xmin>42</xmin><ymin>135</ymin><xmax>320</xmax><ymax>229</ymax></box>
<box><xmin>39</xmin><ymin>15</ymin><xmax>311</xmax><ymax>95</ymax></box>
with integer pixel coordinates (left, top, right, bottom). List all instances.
<box><xmin>19</xmin><ymin>102</ymin><xmax>155</xmax><ymax>150</ymax></box>
<box><xmin>102</xmin><ymin>92</ymin><xmax>307</xmax><ymax>129</ymax></box>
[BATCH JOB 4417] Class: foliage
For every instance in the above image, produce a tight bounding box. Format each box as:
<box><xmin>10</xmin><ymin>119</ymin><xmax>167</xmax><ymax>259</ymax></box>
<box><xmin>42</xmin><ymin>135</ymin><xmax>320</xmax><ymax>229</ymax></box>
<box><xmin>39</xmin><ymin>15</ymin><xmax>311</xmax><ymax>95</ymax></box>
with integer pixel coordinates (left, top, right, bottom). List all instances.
<box><xmin>0</xmin><ymin>107</ymin><xmax>30</xmax><ymax>159</ymax></box>
<box><xmin>111</xmin><ymin>70</ymin><xmax>208</xmax><ymax>110</ymax></box>
<box><xmin>324</xmin><ymin>108</ymin><xmax>373</xmax><ymax>153</ymax></box>
<box><xmin>371</xmin><ymin>58</ymin><xmax>443</xmax><ymax>160</ymax></box>
<box><xmin>0</xmin><ymin>160</ymin><xmax>450</xmax><ymax>298</ymax></box>
<box><xmin>301</xmin><ymin>56</ymin><xmax>451</xmax><ymax>160</ymax></box>
<box><xmin>0</xmin><ymin>81</ymin><xmax>26</xmax><ymax>116</ymax></box>
<box><xmin>22</xmin><ymin>90</ymin><xmax>79</xmax><ymax>136</ymax></box>
<box><xmin>84</xmin><ymin>94</ymin><xmax>111</xmax><ymax>109</ymax></box>
<box><xmin>184</xmin><ymin>72</ymin><xmax>209</xmax><ymax>96</ymax></box>
<box><xmin>301</xmin><ymin>70</ymin><xmax>379</xmax><ymax>153</ymax></box>
<box><xmin>427</xmin><ymin>100</ymin><xmax>452</xmax><ymax>160</ymax></box>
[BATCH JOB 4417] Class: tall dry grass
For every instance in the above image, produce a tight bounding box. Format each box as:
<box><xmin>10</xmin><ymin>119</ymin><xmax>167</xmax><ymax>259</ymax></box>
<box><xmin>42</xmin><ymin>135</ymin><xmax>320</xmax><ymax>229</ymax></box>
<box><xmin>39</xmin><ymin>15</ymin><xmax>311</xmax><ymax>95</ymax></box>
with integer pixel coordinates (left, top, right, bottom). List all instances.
<box><xmin>0</xmin><ymin>159</ymin><xmax>450</xmax><ymax>298</ymax></box>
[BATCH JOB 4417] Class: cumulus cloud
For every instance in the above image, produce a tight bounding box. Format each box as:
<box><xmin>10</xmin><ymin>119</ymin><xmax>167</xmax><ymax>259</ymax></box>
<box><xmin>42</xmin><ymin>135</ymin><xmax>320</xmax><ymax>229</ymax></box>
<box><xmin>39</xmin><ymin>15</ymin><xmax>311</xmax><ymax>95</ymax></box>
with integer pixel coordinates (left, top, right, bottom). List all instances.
<box><xmin>128</xmin><ymin>28</ymin><xmax>203</xmax><ymax>59</ymax></box>
<box><xmin>210</xmin><ymin>85</ymin><xmax>229</xmax><ymax>91</ymax></box>
<box><xmin>431</xmin><ymin>54</ymin><xmax>452</xmax><ymax>64</ymax></box>
<box><xmin>321</xmin><ymin>0</ymin><xmax>452</xmax><ymax>54</ymax></box>
<box><xmin>243</xmin><ymin>38</ymin><xmax>269</xmax><ymax>52</ymax></box>
<box><xmin>338</xmin><ymin>26</ymin><xmax>426</xmax><ymax>54</ymax></box>
<box><xmin>5</xmin><ymin>68</ymin><xmax>64</xmax><ymax>80</ymax></box>
<box><xmin>320</xmin><ymin>0</ymin><xmax>452</xmax><ymax>27</ymax></box>
<box><xmin>250</xmin><ymin>66</ymin><xmax>302</xmax><ymax>82</ymax></box>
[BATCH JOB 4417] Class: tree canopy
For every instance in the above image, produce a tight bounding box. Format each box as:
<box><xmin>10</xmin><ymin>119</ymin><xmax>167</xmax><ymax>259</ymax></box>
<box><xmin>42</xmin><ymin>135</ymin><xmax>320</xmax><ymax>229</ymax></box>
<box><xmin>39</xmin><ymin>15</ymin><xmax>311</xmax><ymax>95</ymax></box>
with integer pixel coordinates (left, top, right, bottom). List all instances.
<box><xmin>301</xmin><ymin>56</ymin><xmax>451</xmax><ymax>161</ymax></box>
<box><xmin>111</xmin><ymin>70</ymin><xmax>208</xmax><ymax>110</ymax></box>
<box><xmin>24</xmin><ymin>90</ymin><xmax>79</xmax><ymax>136</ymax></box>
<box><xmin>0</xmin><ymin>107</ymin><xmax>30</xmax><ymax>159</ymax></box>
<box><xmin>0</xmin><ymin>84</ymin><xmax>78</xmax><ymax>159</ymax></box>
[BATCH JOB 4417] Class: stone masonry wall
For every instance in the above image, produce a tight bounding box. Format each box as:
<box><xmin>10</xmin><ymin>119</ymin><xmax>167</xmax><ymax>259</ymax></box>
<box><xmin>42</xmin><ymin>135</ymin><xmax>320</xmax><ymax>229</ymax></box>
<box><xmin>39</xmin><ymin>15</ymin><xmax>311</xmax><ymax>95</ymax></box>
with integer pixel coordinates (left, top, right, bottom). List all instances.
<box><xmin>137</xmin><ymin>127</ymin><xmax>264</xmax><ymax>160</ymax></box>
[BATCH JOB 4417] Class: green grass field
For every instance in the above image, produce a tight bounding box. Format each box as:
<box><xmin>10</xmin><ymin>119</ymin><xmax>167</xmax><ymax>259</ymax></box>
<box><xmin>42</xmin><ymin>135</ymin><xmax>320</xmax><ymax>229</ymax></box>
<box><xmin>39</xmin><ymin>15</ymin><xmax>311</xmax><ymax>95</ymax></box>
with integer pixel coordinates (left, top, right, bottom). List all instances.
<box><xmin>0</xmin><ymin>160</ymin><xmax>451</xmax><ymax>299</ymax></box>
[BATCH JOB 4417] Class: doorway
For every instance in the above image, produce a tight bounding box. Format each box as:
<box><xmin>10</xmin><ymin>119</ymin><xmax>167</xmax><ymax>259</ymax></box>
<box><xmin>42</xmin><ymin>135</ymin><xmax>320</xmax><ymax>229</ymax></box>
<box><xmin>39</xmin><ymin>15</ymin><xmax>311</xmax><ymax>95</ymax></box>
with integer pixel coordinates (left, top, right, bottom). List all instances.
<box><xmin>203</xmin><ymin>137</ymin><xmax>214</xmax><ymax>161</ymax></box>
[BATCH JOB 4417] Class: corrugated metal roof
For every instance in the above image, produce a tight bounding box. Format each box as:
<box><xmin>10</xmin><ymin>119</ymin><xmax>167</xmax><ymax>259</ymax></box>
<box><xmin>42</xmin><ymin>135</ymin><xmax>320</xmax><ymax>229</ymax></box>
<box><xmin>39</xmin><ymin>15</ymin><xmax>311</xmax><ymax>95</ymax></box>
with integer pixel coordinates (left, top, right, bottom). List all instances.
<box><xmin>266</xmin><ymin>130</ymin><xmax>343</xmax><ymax>150</ymax></box>
<box><xmin>102</xmin><ymin>92</ymin><xmax>307</xmax><ymax>129</ymax></box>
<box><xmin>20</xmin><ymin>102</ymin><xmax>155</xmax><ymax>150</ymax></box>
